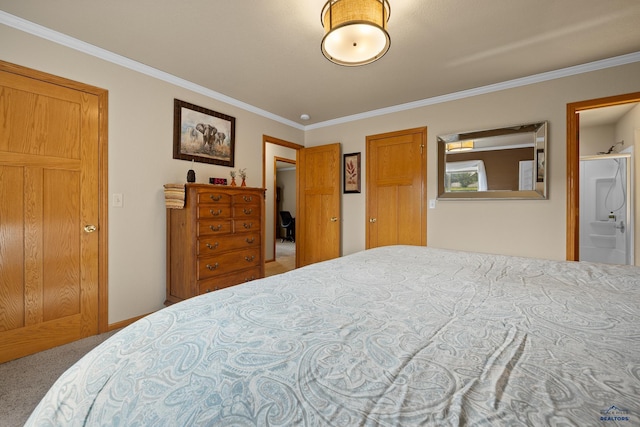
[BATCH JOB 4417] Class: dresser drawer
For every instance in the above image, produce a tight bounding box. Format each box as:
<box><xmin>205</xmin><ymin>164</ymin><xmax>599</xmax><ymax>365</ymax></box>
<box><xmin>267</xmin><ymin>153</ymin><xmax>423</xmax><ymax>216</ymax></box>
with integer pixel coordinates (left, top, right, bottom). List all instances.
<box><xmin>232</xmin><ymin>205</ymin><xmax>259</xmax><ymax>218</ymax></box>
<box><xmin>197</xmin><ymin>266</ymin><xmax>262</xmax><ymax>294</ymax></box>
<box><xmin>198</xmin><ymin>220</ymin><xmax>232</xmax><ymax>236</ymax></box>
<box><xmin>197</xmin><ymin>233</ymin><xmax>260</xmax><ymax>256</ymax></box>
<box><xmin>197</xmin><ymin>248</ymin><xmax>261</xmax><ymax>280</ymax></box>
<box><xmin>233</xmin><ymin>193</ymin><xmax>261</xmax><ymax>205</ymax></box>
<box><xmin>234</xmin><ymin>219</ymin><xmax>261</xmax><ymax>232</ymax></box>
<box><xmin>198</xmin><ymin>205</ymin><xmax>231</xmax><ymax>219</ymax></box>
<box><xmin>197</xmin><ymin>191</ymin><xmax>231</xmax><ymax>205</ymax></box>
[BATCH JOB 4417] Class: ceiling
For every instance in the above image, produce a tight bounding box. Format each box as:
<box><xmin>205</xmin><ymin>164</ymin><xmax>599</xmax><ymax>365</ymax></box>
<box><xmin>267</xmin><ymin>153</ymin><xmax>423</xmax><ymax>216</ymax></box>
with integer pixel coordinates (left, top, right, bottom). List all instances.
<box><xmin>580</xmin><ymin>103</ymin><xmax>638</xmax><ymax>127</ymax></box>
<box><xmin>1</xmin><ymin>1</ymin><xmax>640</xmax><ymax>127</ymax></box>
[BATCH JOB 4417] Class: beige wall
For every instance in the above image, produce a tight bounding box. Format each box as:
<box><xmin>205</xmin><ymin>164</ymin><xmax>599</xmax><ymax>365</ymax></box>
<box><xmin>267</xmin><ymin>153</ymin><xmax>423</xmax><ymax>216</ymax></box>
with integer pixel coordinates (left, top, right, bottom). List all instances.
<box><xmin>2</xmin><ymin>22</ymin><xmax>640</xmax><ymax>325</ymax></box>
<box><xmin>277</xmin><ymin>169</ymin><xmax>297</xmax><ymax>216</ymax></box>
<box><xmin>304</xmin><ymin>62</ymin><xmax>640</xmax><ymax>261</ymax></box>
<box><xmin>580</xmin><ymin>125</ymin><xmax>616</xmax><ymax>156</ymax></box>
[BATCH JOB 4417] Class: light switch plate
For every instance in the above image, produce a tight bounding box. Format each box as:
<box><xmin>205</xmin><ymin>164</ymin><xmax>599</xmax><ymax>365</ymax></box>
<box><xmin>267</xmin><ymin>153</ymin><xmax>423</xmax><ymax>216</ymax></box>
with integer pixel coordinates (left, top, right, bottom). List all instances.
<box><xmin>113</xmin><ymin>193</ymin><xmax>123</xmax><ymax>208</ymax></box>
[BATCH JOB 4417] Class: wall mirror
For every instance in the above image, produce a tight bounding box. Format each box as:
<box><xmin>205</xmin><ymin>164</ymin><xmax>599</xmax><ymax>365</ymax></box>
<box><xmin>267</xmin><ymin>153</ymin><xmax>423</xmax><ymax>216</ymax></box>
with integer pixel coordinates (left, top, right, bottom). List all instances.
<box><xmin>437</xmin><ymin>121</ymin><xmax>548</xmax><ymax>200</ymax></box>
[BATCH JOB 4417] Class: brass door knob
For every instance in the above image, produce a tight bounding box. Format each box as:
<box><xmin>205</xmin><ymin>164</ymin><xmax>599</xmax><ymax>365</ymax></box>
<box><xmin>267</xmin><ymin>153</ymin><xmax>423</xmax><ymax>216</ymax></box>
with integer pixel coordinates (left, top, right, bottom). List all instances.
<box><xmin>84</xmin><ymin>224</ymin><xmax>97</xmax><ymax>233</ymax></box>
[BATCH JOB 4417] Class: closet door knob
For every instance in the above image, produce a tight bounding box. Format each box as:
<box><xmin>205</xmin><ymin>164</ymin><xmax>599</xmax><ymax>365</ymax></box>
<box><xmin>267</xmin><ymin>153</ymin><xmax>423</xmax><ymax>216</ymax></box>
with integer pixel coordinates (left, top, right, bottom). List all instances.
<box><xmin>84</xmin><ymin>224</ymin><xmax>97</xmax><ymax>233</ymax></box>
<box><xmin>330</xmin><ymin>217</ymin><xmax>338</xmax><ymax>222</ymax></box>
<box><xmin>369</xmin><ymin>218</ymin><xmax>377</xmax><ymax>223</ymax></box>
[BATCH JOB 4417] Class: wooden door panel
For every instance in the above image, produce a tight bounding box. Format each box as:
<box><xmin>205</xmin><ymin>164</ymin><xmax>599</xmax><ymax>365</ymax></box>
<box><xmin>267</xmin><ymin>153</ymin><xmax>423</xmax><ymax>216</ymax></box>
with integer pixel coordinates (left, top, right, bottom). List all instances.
<box><xmin>0</xmin><ymin>76</ymin><xmax>82</xmax><ymax>158</ymax></box>
<box><xmin>374</xmin><ymin>186</ymin><xmax>397</xmax><ymax>247</ymax></box>
<box><xmin>367</xmin><ymin>128</ymin><xmax>427</xmax><ymax>249</ymax></box>
<box><xmin>24</xmin><ymin>166</ymin><xmax>43</xmax><ymax>326</ymax></box>
<box><xmin>44</xmin><ymin>169</ymin><xmax>81</xmax><ymax>321</ymax></box>
<box><xmin>398</xmin><ymin>185</ymin><xmax>422</xmax><ymax>245</ymax></box>
<box><xmin>0</xmin><ymin>166</ymin><xmax>25</xmax><ymax>331</ymax></box>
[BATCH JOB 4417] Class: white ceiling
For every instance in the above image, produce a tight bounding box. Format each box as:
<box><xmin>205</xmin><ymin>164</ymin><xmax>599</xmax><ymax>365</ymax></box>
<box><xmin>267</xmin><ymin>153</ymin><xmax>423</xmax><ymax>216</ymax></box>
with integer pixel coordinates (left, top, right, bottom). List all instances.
<box><xmin>1</xmin><ymin>1</ymin><xmax>640</xmax><ymax>127</ymax></box>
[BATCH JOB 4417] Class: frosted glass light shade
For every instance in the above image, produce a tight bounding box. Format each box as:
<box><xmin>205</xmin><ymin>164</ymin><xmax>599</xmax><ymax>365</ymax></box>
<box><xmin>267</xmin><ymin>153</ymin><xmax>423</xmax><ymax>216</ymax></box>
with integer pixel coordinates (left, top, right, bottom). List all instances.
<box><xmin>321</xmin><ymin>0</ymin><xmax>390</xmax><ymax>66</ymax></box>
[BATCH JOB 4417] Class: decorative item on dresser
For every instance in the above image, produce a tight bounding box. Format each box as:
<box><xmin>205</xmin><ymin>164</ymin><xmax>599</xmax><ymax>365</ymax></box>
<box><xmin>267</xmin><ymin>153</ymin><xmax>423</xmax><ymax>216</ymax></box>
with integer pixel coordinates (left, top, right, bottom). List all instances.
<box><xmin>165</xmin><ymin>184</ymin><xmax>265</xmax><ymax>305</ymax></box>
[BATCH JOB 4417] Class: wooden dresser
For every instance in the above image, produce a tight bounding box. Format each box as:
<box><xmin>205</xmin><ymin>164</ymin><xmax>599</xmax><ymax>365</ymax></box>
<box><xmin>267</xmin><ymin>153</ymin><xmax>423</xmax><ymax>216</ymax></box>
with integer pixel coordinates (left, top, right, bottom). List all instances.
<box><xmin>165</xmin><ymin>184</ymin><xmax>265</xmax><ymax>305</ymax></box>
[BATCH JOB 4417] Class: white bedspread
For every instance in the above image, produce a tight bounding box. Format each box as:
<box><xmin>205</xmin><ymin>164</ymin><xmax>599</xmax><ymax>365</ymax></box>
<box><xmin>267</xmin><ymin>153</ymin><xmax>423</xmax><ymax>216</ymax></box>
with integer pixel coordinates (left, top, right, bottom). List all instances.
<box><xmin>27</xmin><ymin>246</ymin><xmax>640</xmax><ymax>426</ymax></box>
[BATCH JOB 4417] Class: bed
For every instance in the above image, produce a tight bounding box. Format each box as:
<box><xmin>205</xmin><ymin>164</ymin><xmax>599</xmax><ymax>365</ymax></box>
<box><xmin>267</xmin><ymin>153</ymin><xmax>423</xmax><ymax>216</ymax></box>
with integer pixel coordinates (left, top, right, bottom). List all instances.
<box><xmin>27</xmin><ymin>245</ymin><xmax>639</xmax><ymax>426</ymax></box>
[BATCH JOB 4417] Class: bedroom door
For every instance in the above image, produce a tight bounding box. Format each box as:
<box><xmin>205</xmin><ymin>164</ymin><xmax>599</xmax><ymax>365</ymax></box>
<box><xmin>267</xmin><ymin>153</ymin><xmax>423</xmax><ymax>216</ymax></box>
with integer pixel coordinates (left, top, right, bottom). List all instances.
<box><xmin>366</xmin><ymin>127</ymin><xmax>427</xmax><ymax>248</ymax></box>
<box><xmin>0</xmin><ymin>64</ymin><xmax>102</xmax><ymax>363</ymax></box>
<box><xmin>297</xmin><ymin>143</ymin><xmax>341</xmax><ymax>267</ymax></box>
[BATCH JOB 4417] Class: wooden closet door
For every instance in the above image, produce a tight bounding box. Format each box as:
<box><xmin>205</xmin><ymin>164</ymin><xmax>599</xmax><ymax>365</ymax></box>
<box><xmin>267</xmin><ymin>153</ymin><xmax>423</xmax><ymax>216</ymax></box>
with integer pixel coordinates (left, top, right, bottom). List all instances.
<box><xmin>0</xmin><ymin>69</ymin><xmax>100</xmax><ymax>363</ymax></box>
<box><xmin>297</xmin><ymin>143</ymin><xmax>341</xmax><ymax>267</ymax></box>
<box><xmin>366</xmin><ymin>127</ymin><xmax>427</xmax><ymax>248</ymax></box>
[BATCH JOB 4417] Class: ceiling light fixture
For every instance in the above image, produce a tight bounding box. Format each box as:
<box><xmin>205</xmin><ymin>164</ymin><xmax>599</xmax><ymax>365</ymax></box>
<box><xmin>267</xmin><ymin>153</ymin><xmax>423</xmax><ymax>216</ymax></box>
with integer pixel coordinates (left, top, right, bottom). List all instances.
<box><xmin>446</xmin><ymin>141</ymin><xmax>475</xmax><ymax>152</ymax></box>
<box><xmin>321</xmin><ymin>0</ymin><xmax>390</xmax><ymax>66</ymax></box>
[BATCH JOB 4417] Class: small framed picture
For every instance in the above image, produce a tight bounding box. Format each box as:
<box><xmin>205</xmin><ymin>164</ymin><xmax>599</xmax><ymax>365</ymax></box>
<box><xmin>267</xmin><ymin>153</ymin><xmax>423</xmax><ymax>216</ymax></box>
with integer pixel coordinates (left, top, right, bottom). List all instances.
<box><xmin>173</xmin><ymin>99</ymin><xmax>235</xmax><ymax>167</ymax></box>
<box><xmin>343</xmin><ymin>152</ymin><xmax>361</xmax><ymax>194</ymax></box>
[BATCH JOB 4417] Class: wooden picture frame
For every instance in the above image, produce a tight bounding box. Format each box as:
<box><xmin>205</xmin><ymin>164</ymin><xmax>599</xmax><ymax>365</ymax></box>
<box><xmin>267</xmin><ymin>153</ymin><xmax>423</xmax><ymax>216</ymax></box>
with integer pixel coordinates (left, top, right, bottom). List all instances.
<box><xmin>343</xmin><ymin>152</ymin><xmax>361</xmax><ymax>193</ymax></box>
<box><xmin>173</xmin><ymin>99</ymin><xmax>235</xmax><ymax>166</ymax></box>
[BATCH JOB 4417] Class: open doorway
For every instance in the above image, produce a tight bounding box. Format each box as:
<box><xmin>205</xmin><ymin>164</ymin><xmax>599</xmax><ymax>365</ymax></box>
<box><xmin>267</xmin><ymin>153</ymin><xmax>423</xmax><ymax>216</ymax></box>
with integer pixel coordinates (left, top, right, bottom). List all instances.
<box><xmin>578</xmin><ymin>103</ymin><xmax>637</xmax><ymax>265</ymax></box>
<box><xmin>273</xmin><ymin>158</ymin><xmax>296</xmax><ymax>274</ymax></box>
<box><xmin>262</xmin><ymin>135</ymin><xmax>302</xmax><ymax>276</ymax></box>
<box><xmin>566</xmin><ymin>92</ymin><xmax>640</xmax><ymax>265</ymax></box>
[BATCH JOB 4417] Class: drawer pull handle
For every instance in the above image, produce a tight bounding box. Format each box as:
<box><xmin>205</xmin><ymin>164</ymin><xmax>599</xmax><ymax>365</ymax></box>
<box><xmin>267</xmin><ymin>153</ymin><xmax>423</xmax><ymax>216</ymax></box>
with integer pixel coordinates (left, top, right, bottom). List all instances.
<box><xmin>244</xmin><ymin>276</ymin><xmax>256</xmax><ymax>282</ymax></box>
<box><xmin>206</xmin><ymin>242</ymin><xmax>219</xmax><ymax>250</ymax></box>
<box><xmin>209</xmin><ymin>224</ymin><xmax>223</xmax><ymax>231</ymax></box>
<box><xmin>205</xmin><ymin>287</ymin><xmax>219</xmax><ymax>293</ymax></box>
<box><xmin>243</xmin><ymin>222</ymin><xmax>253</xmax><ymax>229</ymax></box>
<box><xmin>209</xmin><ymin>209</ymin><xmax>222</xmax><ymax>216</ymax></box>
<box><xmin>245</xmin><ymin>237</ymin><xmax>255</xmax><ymax>244</ymax></box>
<box><xmin>243</xmin><ymin>196</ymin><xmax>253</xmax><ymax>202</ymax></box>
<box><xmin>206</xmin><ymin>262</ymin><xmax>219</xmax><ymax>271</ymax></box>
<box><xmin>210</xmin><ymin>195</ymin><xmax>222</xmax><ymax>201</ymax></box>
<box><xmin>243</xmin><ymin>208</ymin><xmax>253</xmax><ymax>215</ymax></box>
<box><xmin>244</xmin><ymin>255</ymin><xmax>255</xmax><ymax>262</ymax></box>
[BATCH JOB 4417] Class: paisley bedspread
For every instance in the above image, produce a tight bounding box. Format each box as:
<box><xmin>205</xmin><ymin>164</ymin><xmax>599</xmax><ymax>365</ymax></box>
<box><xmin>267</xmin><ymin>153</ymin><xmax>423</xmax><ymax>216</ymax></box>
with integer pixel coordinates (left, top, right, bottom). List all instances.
<box><xmin>26</xmin><ymin>246</ymin><xmax>640</xmax><ymax>426</ymax></box>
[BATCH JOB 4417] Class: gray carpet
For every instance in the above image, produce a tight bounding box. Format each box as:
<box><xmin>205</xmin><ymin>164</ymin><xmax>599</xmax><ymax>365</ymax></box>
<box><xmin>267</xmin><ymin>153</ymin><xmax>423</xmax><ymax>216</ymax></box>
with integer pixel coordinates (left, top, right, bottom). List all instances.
<box><xmin>0</xmin><ymin>330</ymin><xmax>119</xmax><ymax>427</ymax></box>
<box><xmin>276</xmin><ymin>240</ymin><xmax>295</xmax><ymax>258</ymax></box>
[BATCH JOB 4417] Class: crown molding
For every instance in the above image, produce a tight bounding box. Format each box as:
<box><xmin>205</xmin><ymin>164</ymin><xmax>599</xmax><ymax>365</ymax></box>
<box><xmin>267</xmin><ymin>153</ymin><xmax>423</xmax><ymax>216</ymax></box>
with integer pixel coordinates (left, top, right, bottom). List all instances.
<box><xmin>3</xmin><ymin>11</ymin><xmax>639</xmax><ymax>133</ymax></box>
<box><xmin>305</xmin><ymin>51</ymin><xmax>640</xmax><ymax>130</ymax></box>
<box><xmin>0</xmin><ymin>11</ymin><xmax>304</xmax><ymax>130</ymax></box>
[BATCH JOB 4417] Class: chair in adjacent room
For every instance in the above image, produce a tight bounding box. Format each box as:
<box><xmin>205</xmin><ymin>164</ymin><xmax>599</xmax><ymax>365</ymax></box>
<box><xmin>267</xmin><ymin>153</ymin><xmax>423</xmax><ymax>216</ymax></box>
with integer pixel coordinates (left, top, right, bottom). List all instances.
<box><xmin>279</xmin><ymin>211</ymin><xmax>295</xmax><ymax>242</ymax></box>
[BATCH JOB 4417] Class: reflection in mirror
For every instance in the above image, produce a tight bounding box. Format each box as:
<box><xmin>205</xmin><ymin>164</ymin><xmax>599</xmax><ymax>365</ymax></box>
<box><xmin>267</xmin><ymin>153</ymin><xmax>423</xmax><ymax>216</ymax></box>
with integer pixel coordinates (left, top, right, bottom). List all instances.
<box><xmin>437</xmin><ymin>121</ymin><xmax>547</xmax><ymax>199</ymax></box>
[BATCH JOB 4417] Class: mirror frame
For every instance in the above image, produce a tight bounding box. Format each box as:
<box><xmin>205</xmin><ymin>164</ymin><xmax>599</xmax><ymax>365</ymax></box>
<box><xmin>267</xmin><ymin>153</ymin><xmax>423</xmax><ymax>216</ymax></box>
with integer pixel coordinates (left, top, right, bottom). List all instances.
<box><xmin>437</xmin><ymin>121</ymin><xmax>548</xmax><ymax>200</ymax></box>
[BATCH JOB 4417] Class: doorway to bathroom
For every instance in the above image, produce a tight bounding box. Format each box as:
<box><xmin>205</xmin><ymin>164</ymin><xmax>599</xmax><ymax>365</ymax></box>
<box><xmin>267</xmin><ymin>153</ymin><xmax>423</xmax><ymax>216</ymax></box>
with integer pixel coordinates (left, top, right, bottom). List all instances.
<box><xmin>567</xmin><ymin>93</ymin><xmax>640</xmax><ymax>265</ymax></box>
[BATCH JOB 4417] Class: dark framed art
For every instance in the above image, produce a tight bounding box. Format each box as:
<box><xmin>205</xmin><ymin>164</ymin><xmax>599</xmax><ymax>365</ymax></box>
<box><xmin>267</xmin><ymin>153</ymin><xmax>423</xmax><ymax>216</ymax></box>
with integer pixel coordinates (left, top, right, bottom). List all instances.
<box><xmin>343</xmin><ymin>152</ymin><xmax>361</xmax><ymax>193</ymax></box>
<box><xmin>173</xmin><ymin>99</ymin><xmax>236</xmax><ymax>167</ymax></box>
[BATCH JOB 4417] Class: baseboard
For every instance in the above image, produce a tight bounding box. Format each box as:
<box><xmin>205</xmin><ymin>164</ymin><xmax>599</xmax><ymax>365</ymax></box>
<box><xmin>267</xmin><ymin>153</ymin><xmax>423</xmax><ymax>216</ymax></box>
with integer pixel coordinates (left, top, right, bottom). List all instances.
<box><xmin>107</xmin><ymin>312</ymin><xmax>153</xmax><ymax>332</ymax></box>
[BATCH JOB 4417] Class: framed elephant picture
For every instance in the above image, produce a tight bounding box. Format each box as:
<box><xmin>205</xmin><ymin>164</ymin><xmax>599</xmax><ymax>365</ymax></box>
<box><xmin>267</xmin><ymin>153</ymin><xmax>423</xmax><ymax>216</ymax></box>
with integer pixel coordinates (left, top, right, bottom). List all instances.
<box><xmin>173</xmin><ymin>99</ymin><xmax>236</xmax><ymax>167</ymax></box>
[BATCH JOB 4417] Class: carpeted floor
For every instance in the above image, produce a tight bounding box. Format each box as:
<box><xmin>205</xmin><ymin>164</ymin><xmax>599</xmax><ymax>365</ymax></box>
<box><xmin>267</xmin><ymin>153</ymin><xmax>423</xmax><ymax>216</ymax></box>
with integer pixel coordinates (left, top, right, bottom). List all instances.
<box><xmin>0</xmin><ymin>329</ymin><xmax>120</xmax><ymax>427</ymax></box>
<box><xmin>265</xmin><ymin>241</ymin><xmax>296</xmax><ymax>277</ymax></box>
